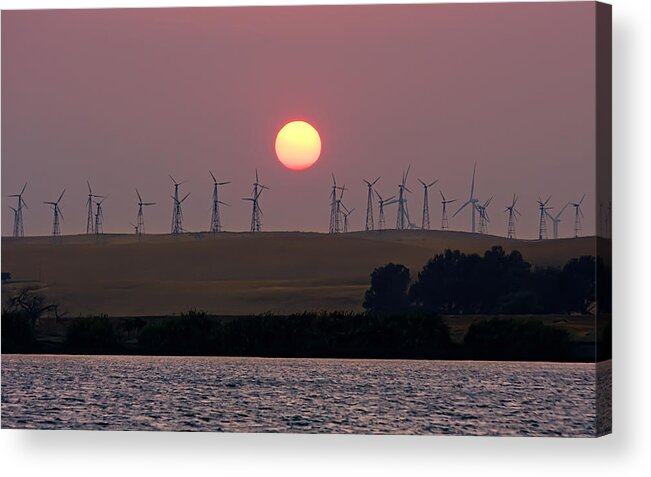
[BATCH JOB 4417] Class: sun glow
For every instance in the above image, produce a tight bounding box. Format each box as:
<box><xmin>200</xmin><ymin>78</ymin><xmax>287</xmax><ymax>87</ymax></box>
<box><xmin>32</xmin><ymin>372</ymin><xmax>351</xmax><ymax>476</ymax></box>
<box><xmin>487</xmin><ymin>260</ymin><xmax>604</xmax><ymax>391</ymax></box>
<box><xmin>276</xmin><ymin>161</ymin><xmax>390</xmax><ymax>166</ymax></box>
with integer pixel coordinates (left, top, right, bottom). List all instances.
<box><xmin>275</xmin><ymin>120</ymin><xmax>321</xmax><ymax>171</ymax></box>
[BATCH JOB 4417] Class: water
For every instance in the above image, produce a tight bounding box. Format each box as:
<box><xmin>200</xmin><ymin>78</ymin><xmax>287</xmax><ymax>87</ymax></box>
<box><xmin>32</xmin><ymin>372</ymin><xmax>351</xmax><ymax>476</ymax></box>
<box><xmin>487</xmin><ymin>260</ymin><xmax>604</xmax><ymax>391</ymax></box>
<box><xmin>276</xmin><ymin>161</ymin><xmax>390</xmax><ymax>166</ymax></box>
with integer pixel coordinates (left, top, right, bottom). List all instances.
<box><xmin>1</xmin><ymin>355</ymin><xmax>603</xmax><ymax>436</ymax></box>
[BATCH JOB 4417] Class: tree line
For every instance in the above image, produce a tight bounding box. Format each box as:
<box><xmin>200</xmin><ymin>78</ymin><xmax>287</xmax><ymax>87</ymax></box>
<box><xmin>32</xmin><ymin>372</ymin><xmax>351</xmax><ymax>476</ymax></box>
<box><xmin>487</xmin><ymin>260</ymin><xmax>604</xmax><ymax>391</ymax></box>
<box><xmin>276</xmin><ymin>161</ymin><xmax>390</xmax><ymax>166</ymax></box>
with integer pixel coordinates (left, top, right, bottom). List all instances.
<box><xmin>363</xmin><ymin>246</ymin><xmax>611</xmax><ymax>315</ymax></box>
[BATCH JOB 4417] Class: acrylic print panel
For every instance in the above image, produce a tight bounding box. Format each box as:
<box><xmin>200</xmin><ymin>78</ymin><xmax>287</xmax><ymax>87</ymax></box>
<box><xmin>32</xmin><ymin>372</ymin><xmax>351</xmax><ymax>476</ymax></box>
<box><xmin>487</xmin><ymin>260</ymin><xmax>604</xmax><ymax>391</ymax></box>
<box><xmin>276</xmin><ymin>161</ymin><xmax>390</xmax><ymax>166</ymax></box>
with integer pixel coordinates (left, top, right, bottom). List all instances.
<box><xmin>1</xmin><ymin>2</ymin><xmax>611</xmax><ymax>436</ymax></box>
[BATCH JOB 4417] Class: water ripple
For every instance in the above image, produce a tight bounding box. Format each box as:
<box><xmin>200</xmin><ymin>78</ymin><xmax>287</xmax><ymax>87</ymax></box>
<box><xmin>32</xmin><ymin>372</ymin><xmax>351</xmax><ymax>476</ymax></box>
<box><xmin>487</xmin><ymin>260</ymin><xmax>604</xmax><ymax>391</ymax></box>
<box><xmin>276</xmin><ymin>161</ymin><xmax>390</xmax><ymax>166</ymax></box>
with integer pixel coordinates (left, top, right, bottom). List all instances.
<box><xmin>1</xmin><ymin>355</ymin><xmax>605</xmax><ymax>436</ymax></box>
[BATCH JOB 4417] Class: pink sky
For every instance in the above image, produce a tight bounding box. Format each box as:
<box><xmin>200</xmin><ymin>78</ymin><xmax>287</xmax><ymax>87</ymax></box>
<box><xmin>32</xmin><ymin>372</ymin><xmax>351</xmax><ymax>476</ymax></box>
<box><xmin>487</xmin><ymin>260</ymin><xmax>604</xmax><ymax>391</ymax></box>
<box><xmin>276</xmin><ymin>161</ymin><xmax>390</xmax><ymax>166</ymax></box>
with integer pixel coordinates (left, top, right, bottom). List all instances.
<box><xmin>2</xmin><ymin>3</ymin><xmax>598</xmax><ymax>237</ymax></box>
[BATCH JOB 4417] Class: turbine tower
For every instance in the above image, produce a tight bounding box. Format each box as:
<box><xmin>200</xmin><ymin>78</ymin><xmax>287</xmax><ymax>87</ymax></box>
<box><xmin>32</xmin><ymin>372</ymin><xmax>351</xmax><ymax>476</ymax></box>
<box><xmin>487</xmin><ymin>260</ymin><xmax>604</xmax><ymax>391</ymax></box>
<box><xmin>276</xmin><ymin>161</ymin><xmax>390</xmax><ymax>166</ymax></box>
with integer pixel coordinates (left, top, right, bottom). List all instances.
<box><xmin>537</xmin><ymin>196</ymin><xmax>552</xmax><ymax>240</ymax></box>
<box><xmin>396</xmin><ymin>165</ymin><xmax>412</xmax><ymax>230</ymax></box>
<box><xmin>9</xmin><ymin>183</ymin><xmax>27</xmax><ymax>237</ymax></box>
<box><xmin>44</xmin><ymin>189</ymin><xmax>65</xmax><ymax>237</ymax></box>
<box><xmin>570</xmin><ymin>194</ymin><xmax>586</xmax><ymax>238</ymax></box>
<box><xmin>363</xmin><ymin>177</ymin><xmax>380</xmax><ymax>231</ymax></box>
<box><xmin>475</xmin><ymin>197</ymin><xmax>492</xmax><ymax>234</ymax></box>
<box><xmin>376</xmin><ymin>191</ymin><xmax>397</xmax><ymax>231</ymax></box>
<box><xmin>329</xmin><ymin>174</ymin><xmax>345</xmax><ymax>234</ymax></box>
<box><xmin>243</xmin><ymin>169</ymin><xmax>268</xmax><ymax>233</ymax></box>
<box><xmin>439</xmin><ymin>191</ymin><xmax>456</xmax><ymax>231</ymax></box>
<box><xmin>94</xmin><ymin>198</ymin><xmax>106</xmax><ymax>236</ymax></box>
<box><xmin>341</xmin><ymin>205</ymin><xmax>355</xmax><ymax>233</ymax></box>
<box><xmin>545</xmin><ymin>201</ymin><xmax>570</xmax><ymax>239</ymax></box>
<box><xmin>418</xmin><ymin>177</ymin><xmax>438</xmax><ymax>230</ymax></box>
<box><xmin>453</xmin><ymin>163</ymin><xmax>479</xmax><ymax>233</ymax></box>
<box><xmin>136</xmin><ymin>189</ymin><xmax>156</xmax><ymax>237</ymax></box>
<box><xmin>86</xmin><ymin>181</ymin><xmax>103</xmax><ymax>234</ymax></box>
<box><xmin>505</xmin><ymin>194</ymin><xmax>521</xmax><ymax>239</ymax></box>
<box><xmin>170</xmin><ymin>175</ymin><xmax>189</xmax><ymax>235</ymax></box>
<box><xmin>209</xmin><ymin>171</ymin><xmax>230</xmax><ymax>233</ymax></box>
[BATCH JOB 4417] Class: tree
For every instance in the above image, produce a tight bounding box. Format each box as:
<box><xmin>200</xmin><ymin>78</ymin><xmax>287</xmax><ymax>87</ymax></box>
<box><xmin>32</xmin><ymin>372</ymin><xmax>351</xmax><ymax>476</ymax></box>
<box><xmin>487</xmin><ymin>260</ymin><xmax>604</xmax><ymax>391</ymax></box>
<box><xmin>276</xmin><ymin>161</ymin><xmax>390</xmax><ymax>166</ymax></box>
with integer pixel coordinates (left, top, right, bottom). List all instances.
<box><xmin>476</xmin><ymin>247</ymin><xmax>531</xmax><ymax>313</ymax></box>
<box><xmin>409</xmin><ymin>249</ymin><xmax>484</xmax><ymax>314</ymax></box>
<box><xmin>363</xmin><ymin>263</ymin><xmax>411</xmax><ymax>314</ymax></box>
<box><xmin>5</xmin><ymin>288</ymin><xmax>61</xmax><ymax>327</ymax></box>
<box><xmin>561</xmin><ymin>256</ymin><xmax>596</xmax><ymax>314</ymax></box>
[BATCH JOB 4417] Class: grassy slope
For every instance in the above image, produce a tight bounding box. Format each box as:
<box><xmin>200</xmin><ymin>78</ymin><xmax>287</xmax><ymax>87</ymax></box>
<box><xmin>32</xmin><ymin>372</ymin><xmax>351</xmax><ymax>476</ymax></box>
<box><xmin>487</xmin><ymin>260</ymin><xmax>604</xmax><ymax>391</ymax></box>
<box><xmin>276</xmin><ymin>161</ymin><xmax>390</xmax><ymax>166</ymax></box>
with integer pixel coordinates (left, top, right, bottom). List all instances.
<box><xmin>1</xmin><ymin>230</ymin><xmax>596</xmax><ymax>316</ymax></box>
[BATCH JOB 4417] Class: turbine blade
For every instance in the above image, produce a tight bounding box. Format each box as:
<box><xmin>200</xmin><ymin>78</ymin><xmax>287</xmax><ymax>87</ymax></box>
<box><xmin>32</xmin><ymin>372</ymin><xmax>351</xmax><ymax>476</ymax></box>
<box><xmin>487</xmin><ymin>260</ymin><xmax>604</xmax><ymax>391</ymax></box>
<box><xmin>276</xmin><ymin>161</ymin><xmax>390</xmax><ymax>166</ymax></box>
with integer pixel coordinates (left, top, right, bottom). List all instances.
<box><xmin>439</xmin><ymin>190</ymin><xmax>446</xmax><ymax>201</ymax></box>
<box><xmin>453</xmin><ymin>200</ymin><xmax>471</xmax><ymax>217</ymax></box>
<box><xmin>372</xmin><ymin>176</ymin><xmax>380</xmax><ymax>186</ymax></box>
<box><xmin>470</xmin><ymin>162</ymin><xmax>476</xmax><ymax>199</ymax></box>
<box><xmin>57</xmin><ymin>189</ymin><xmax>66</xmax><ymax>203</ymax></box>
<box><xmin>21</xmin><ymin>183</ymin><xmax>27</xmax><ymax>195</ymax></box>
<box><xmin>87</xmin><ymin>180</ymin><xmax>92</xmax><ymax>194</ymax></box>
<box><xmin>579</xmin><ymin>194</ymin><xmax>586</xmax><ymax>205</ymax></box>
<box><xmin>136</xmin><ymin>189</ymin><xmax>142</xmax><ymax>202</ymax></box>
<box><xmin>209</xmin><ymin>170</ymin><xmax>216</xmax><ymax>183</ymax></box>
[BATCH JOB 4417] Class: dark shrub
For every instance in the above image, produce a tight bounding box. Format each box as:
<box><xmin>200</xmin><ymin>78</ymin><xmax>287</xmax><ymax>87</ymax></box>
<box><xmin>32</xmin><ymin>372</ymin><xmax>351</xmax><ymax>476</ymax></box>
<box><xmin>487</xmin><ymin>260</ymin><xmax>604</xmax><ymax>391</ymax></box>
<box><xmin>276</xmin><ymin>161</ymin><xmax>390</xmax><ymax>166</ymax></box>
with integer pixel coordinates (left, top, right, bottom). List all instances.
<box><xmin>463</xmin><ymin>318</ymin><xmax>571</xmax><ymax>361</ymax></box>
<box><xmin>1</xmin><ymin>311</ymin><xmax>36</xmax><ymax>353</ymax></box>
<box><xmin>66</xmin><ymin>315</ymin><xmax>118</xmax><ymax>353</ymax></box>
<box><xmin>138</xmin><ymin>310</ymin><xmax>217</xmax><ymax>355</ymax></box>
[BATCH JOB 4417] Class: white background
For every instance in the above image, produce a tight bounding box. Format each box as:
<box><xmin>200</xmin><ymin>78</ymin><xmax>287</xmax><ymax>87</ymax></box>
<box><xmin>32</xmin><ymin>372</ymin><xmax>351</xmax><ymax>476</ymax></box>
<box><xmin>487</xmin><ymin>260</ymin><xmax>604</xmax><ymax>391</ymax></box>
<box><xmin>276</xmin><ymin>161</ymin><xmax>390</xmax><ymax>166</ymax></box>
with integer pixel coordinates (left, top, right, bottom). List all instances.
<box><xmin>1</xmin><ymin>0</ymin><xmax>649</xmax><ymax>475</ymax></box>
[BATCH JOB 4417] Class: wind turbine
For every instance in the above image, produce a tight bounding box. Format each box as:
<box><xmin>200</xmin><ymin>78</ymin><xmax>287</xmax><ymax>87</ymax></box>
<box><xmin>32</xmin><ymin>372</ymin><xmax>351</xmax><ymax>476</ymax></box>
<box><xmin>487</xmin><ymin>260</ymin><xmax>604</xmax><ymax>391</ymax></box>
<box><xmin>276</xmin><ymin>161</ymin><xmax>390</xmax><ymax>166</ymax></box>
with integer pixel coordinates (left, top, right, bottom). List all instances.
<box><xmin>570</xmin><ymin>194</ymin><xmax>586</xmax><ymax>238</ymax></box>
<box><xmin>439</xmin><ymin>191</ymin><xmax>456</xmax><ymax>231</ymax></box>
<box><xmin>169</xmin><ymin>175</ymin><xmax>189</xmax><ymax>235</ymax></box>
<box><xmin>396</xmin><ymin>165</ymin><xmax>412</xmax><ymax>230</ymax></box>
<box><xmin>9</xmin><ymin>207</ymin><xmax>19</xmax><ymax>236</ymax></box>
<box><xmin>94</xmin><ymin>197</ymin><xmax>106</xmax><ymax>236</ymax></box>
<box><xmin>545</xmin><ymin>201</ymin><xmax>570</xmax><ymax>239</ymax></box>
<box><xmin>453</xmin><ymin>163</ymin><xmax>479</xmax><ymax>233</ymax></box>
<box><xmin>341</xmin><ymin>204</ymin><xmax>355</xmax><ymax>233</ymax></box>
<box><xmin>44</xmin><ymin>189</ymin><xmax>65</xmax><ymax>237</ymax></box>
<box><xmin>8</xmin><ymin>183</ymin><xmax>27</xmax><ymax>237</ymax></box>
<box><xmin>209</xmin><ymin>171</ymin><xmax>230</xmax><ymax>233</ymax></box>
<box><xmin>418</xmin><ymin>177</ymin><xmax>438</xmax><ymax>230</ymax></box>
<box><xmin>329</xmin><ymin>174</ymin><xmax>346</xmax><ymax>234</ymax></box>
<box><xmin>376</xmin><ymin>191</ymin><xmax>398</xmax><ymax>231</ymax></box>
<box><xmin>475</xmin><ymin>197</ymin><xmax>492</xmax><ymax>234</ymax></box>
<box><xmin>505</xmin><ymin>194</ymin><xmax>521</xmax><ymax>239</ymax></box>
<box><xmin>136</xmin><ymin>189</ymin><xmax>156</xmax><ymax>237</ymax></box>
<box><xmin>537</xmin><ymin>196</ymin><xmax>552</xmax><ymax>240</ymax></box>
<box><xmin>363</xmin><ymin>176</ymin><xmax>380</xmax><ymax>231</ymax></box>
<box><xmin>85</xmin><ymin>181</ymin><xmax>103</xmax><ymax>234</ymax></box>
<box><xmin>243</xmin><ymin>169</ymin><xmax>268</xmax><ymax>232</ymax></box>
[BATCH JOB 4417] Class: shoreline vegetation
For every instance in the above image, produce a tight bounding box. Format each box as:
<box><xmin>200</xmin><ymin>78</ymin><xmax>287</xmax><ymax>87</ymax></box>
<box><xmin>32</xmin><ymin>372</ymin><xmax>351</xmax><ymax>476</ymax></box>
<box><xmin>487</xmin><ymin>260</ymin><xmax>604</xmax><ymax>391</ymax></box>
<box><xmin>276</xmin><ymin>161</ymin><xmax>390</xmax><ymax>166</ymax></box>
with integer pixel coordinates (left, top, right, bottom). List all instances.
<box><xmin>1</xmin><ymin>246</ymin><xmax>611</xmax><ymax>362</ymax></box>
<box><xmin>2</xmin><ymin>310</ymin><xmax>611</xmax><ymax>363</ymax></box>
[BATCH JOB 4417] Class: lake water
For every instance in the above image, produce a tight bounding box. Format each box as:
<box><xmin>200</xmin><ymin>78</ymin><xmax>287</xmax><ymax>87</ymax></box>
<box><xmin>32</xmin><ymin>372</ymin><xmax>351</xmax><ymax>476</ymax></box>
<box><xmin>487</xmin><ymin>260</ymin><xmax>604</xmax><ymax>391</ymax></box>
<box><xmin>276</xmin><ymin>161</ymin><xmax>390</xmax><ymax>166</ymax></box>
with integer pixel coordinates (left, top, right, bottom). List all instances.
<box><xmin>1</xmin><ymin>355</ymin><xmax>606</xmax><ymax>436</ymax></box>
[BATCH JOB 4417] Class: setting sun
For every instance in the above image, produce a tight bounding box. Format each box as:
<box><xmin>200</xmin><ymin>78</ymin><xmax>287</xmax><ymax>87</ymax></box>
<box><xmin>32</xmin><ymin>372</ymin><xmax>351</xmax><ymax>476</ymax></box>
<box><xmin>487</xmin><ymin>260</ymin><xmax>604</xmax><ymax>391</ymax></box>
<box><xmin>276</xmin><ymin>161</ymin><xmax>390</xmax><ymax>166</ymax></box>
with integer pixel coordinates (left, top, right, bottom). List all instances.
<box><xmin>275</xmin><ymin>120</ymin><xmax>321</xmax><ymax>171</ymax></box>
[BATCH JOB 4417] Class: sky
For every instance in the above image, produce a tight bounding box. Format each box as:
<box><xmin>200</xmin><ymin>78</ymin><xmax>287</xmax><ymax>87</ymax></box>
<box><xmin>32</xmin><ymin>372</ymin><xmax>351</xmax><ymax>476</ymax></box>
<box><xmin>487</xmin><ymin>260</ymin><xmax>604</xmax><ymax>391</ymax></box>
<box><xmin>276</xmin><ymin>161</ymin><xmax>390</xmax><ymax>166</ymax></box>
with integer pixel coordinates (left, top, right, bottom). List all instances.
<box><xmin>2</xmin><ymin>3</ymin><xmax>599</xmax><ymax>238</ymax></box>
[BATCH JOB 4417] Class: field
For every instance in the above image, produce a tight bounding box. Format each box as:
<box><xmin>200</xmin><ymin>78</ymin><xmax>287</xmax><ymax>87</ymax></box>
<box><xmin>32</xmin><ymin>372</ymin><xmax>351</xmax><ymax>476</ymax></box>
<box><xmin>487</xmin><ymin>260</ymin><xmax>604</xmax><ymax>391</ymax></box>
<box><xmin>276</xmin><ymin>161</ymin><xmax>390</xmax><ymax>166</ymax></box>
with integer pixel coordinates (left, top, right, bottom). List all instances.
<box><xmin>1</xmin><ymin>230</ymin><xmax>597</xmax><ymax>317</ymax></box>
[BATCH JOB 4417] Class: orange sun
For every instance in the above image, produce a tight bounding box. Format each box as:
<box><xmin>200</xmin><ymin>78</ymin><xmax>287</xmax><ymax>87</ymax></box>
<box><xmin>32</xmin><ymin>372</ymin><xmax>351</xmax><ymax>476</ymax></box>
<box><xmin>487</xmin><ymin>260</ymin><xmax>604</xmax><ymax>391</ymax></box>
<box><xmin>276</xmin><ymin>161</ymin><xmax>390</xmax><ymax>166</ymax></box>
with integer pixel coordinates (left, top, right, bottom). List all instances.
<box><xmin>275</xmin><ymin>120</ymin><xmax>321</xmax><ymax>171</ymax></box>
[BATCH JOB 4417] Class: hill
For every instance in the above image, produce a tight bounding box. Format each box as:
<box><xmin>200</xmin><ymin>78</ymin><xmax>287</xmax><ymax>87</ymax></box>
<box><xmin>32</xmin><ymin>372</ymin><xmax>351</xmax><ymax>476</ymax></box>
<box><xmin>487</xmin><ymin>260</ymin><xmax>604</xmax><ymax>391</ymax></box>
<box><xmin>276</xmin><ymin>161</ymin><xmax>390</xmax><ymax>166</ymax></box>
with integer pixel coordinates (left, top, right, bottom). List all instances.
<box><xmin>1</xmin><ymin>230</ymin><xmax>597</xmax><ymax>316</ymax></box>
